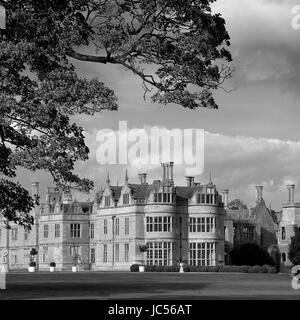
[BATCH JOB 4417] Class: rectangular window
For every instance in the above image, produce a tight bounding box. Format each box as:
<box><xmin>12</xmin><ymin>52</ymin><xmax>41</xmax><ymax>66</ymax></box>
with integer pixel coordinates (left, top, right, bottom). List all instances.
<box><xmin>90</xmin><ymin>223</ymin><xmax>94</xmax><ymax>239</ymax></box>
<box><xmin>115</xmin><ymin>244</ymin><xmax>119</xmax><ymax>262</ymax></box>
<box><xmin>282</xmin><ymin>227</ymin><xmax>286</xmax><ymax>240</ymax></box>
<box><xmin>104</xmin><ymin>219</ymin><xmax>108</xmax><ymax>235</ymax></box>
<box><xmin>69</xmin><ymin>245</ymin><xmax>81</xmax><ymax>257</ymax></box>
<box><xmin>90</xmin><ymin>248</ymin><xmax>95</xmax><ymax>264</ymax></box>
<box><xmin>157</xmin><ymin>193</ymin><xmax>162</xmax><ymax>202</ymax></box>
<box><xmin>70</xmin><ymin>224</ymin><xmax>81</xmax><ymax>238</ymax></box>
<box><xmin>104</xmin><ymin>196</ymin><xmax>110</xmax><ymax>207</ymax></box>
<box><xmin>189</xmin><ymin>242</ymin><xmax>216</xmax><ymax>266</ymax></box>
<box><xmin>125</xmin><ymin>217</ymin><xmax>129</xmax><ymax>235</ymax></box>
<box><xmin>124</xmin><ymin>243</ymin><xmax>129</xmax><ymax>262</ymax></box>
<box><xmin>146</xmin><ymin>242</ymin><xmax>174</xmax><ymax>266</ymax></box>
<box><xmin>189</xmin><ymin>218</ymin><xmax>196</xmax><ymax>233</ymax></box>
<box><xmin>115</xmin><ymin>218</ymin><xmax>119</xmax><ymax>235</ymax></box>
<box><xmin>55</xmin><ymin>224</ymin><xmax>60</xmax><ymax>238</ymax></box>
<box><xmin>43</xmin><ymin>225</ymin><xmax>49</xmax><ymax>238</ymax></box>
<box><xmin>12</xmin><ymin>253</ymin><xmax>17</xmax><ymax>265</ymax></box>
<box><xmin>42</xmin><ymin>246</ymin><xmax>48</xmax><ymax>263</ymax></box>
<box><xmin>11</xmin><ymin>228</ymin><xmax>18</xmax><ymax>241</ymax></box>
<box><xmin>103</xmin><ymin>244</ymin><xmax>108</xmax><ymax>262</ymax></box>
<box><xmin>24</xmin><ymin>229</ymin><xmax>29</xmax><ymax>241</ymax></box>
<box><xmin>147</xmin><ymin>216</ymin><xmax>172</xmax><ymax>233</ymax></box>
<box><xmin>243</xmin><ymin>226</ymin><xmax>254</xmax><ymax>241</ymax></box>
<box><xmin>123</xmin><ymin>193</ymin><xmax>129</xmax><ymax>205</ymax></box>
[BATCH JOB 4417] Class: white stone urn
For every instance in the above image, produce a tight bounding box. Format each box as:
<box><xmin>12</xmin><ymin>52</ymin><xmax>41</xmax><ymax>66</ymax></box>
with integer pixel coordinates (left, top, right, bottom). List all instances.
<box><xmin>179</xmin><ymin>262</ymin><xmax>184</xmax><ymax>273</ymax></box>
<box><xmin>50</xmin><ymin>266</ymin><xmax>55</xmax><ymax>272</ymax></box>
<box><xmin>72</xmin><ymin>265</ymin><xmax>77</xmax><ymax>272</ymax></box>
<box><xmin>28</xmin><ymin>266</ymin><xmax>35</xmax><ymax>272</ymax></box>
<box><xmin>139</xmin><ymin>266</ymin><xmax>145</xmax><ymax>272</ymax></box>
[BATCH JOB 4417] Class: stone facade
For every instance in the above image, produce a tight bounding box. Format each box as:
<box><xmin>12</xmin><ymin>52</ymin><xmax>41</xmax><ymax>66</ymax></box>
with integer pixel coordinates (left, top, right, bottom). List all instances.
<box><xmin>0</xmin><ymin>163</ymin><xmax>226</xmax><ymax>271</ymax></box>
<box><xmin>278</xmin><ymin>185</ymin><xmax>300</xmax><ymax>266</ymax></box>
<box><xmin>1</xmin><ymin>164</ymin><xmax>299</xmax><ymax>271</ymax></box>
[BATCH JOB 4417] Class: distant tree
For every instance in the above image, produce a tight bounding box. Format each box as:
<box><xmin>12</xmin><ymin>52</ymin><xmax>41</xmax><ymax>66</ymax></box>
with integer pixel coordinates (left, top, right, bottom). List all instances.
<box><xmin>0</xmin><ymin>0</ymin><xmax>233</xmax><ymax>227</ymax></box>
<box><xmin>288</xmin><ymin>226</ymin><xmax>300</xmax><ymax>265</ymax></box>
<box><xmin>228</xmin><ymin>199</ymin><xmax>248</xmax><ymax>211</ymax></box>
<box><xmin>230</xmin><ymin>243</ymin><xmax>274</xmax><ymax>266</ymax></box>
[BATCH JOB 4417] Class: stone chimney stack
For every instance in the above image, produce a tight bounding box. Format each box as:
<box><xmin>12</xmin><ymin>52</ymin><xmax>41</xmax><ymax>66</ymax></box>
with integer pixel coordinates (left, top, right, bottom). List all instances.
<box><xmin>161</xmin><ymin>162</ymin><xmax>174</xmax><ymax>183</ymax></box>
<box><xmin>169</xmin><ymin>162</ymin><xmax>174</xmax><ymax>182</ymax></box>
<box><xmin>256</xmin><ymin>185</ymin><xmax>263</xmax><ymax>202</ymax></box>
<box><xmin>161</xmin><ymin>163</ymin><xmax>166</xmax><ymax>181</ymax></box>
<box><xmin>32</xmin><ymin>181</ymin><xmax>39</xmax><ymax>198</ymax></box>
<box><xmin>287</xmin><ymin>184</ymin><xmax>295</xmax><ymax>203</ymax></box>
<box><xmin>221</xmin><ymin>189</ymin><xmax>229</xmax><ymax>208</ymax></box>
<box><xmin>186</xmin><ymin>176</ymin><xmax>195</xmax><ymax>187</ymax></box>
<box><xmin>138</xmin><ymin>173</ymin><xmax>147</xmax><ymax>184</ymax></box>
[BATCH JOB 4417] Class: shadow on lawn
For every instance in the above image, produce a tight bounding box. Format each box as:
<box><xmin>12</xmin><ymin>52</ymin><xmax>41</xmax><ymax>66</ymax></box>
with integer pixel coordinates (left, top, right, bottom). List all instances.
<box><xmin>0</xmin><ymin>281</ymin><xmax>210</xmax><ymax>300</ymax></box>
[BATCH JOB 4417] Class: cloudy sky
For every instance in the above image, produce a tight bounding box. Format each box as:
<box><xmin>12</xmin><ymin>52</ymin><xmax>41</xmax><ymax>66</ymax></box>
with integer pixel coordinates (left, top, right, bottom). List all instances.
<box><xmin>18</xmin><ymin>0</ymin><xmax>300</xmax><ymax>210</ymax></box>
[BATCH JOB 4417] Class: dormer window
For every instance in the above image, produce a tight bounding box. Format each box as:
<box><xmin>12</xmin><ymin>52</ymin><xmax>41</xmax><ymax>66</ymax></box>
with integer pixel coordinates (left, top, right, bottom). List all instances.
<box><xmin>104</xmin><ymin>196</ymin><xmax>110</xmax><ymax>207</ymax></box>
<box><xmin>123</xmin><ymin>193</ymin><xmax>129</xmax><ymax>205</ymax></box>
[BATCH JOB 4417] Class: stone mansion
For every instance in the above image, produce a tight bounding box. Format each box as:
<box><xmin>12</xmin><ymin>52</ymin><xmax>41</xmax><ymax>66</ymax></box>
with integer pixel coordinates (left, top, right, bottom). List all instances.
<box><xmin>0</xmin><ymin>163</ymin><xmax>299</xmax><ymax>270</ymax></box>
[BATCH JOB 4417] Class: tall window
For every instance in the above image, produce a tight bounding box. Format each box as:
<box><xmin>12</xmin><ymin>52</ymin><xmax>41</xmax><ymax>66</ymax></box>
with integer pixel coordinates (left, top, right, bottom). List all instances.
<box><xmin>206</xmin><ymin>217</ymin><xmax>216</xmax><ymax>232</ymax></box>
<box><xmin>24</xmin><ymin>229</ymin><xmax>29</xmax><ymax>241</ymax></box>
<box><xmin>154</xmin><ymin>193</ymin><xmax>162</xmax><ymax>203</ymax></box>
<box><xmin>115</xmin><ymin>244</ymin><xmax>119</xmax><ymax>262</ymax></box>
<box><xmin>90</xmin><ymin>223</ymin><xmax>94</xmax><ymax>239</ymax></box>
<box><xmin>282</xmin><ymin>226</ymin><xmax>286</xmax><ymax>240</ymax></box>
<box><xmin>146</xmin><ymin>242</ymin><xmax>174</xmax><ymax>266</ymax></box>
<box><xmin>12</xmin><ymin>252</ymin><xmax>17</xmax><ymax>264</ymax></box>
<box><xmin>123</xmin><ymin>193</ymin><xmax>129</xmax><ymax>205</ymax></box>
<box><xmin>43</xmin><ymin>225</ymin><xmax>49</xmax><ymax>238</ymax></box>
<box><xmin>282</xmin><ymin>252</ymin><xmax>286</xmax><ymax>263</ymax></box>
<box><xmin>146</xmin><ymin>216</ymin><xmax>173</xmax><ymax>232</ymax></box>
<box><xmin>70</xmin><ymin>224</ymin><xmax>81</xmax><ymax>238</ymax></box>
<box><xmin>90</xmin><ymin>248</ymin><xmax>96</xmax><ymax>264</ymax></box>
<box><xmin>115</xmin><ymin>218</ymin><xmax>119</xmax><ymax>235</ymax></box>
<box><xmin>125</xmin><ymin>217</ymin><xmax>129</xmax><ymax>235</ymax></box>
<box><xmin>42</xmin><ymin>246</ymin><xmax>48</xmax><ymax>263</ymax></box>
<box><xmin>11</xmin><ymin>228</ymin><xmax>18</xmax><ymax>241</ymax></box>
<box><xmin>103</xmin><ymin>244</ymin><xmax>108</xmax><ymax>262</ymax></box>
<box><xmin>189</xmin><ymin>242</ymin><xmax>216</xmax><ymax>266</ymax></box>
<box><xmin>70</xmin><ymin>245</ymin><xmax>81</xmax><ymax>256</ymax></box>
<box><xmin>104</xmin><ymin>196</ymin><xmax>110</xmax><ymax>207</ymax></box>
<box><xmin>55</xmin><ymin>224</ymin><xmax>60</xmax><ymax>238</ymax></box>
<box><xmin>124</xmin><ymin>243</ymin><xmax>129</xmax><ymax>262</ymax></box>
<box><xmin>104</xmin><ymin>219</ymin><xmax>108</xmax><ymax>234</ymax></box>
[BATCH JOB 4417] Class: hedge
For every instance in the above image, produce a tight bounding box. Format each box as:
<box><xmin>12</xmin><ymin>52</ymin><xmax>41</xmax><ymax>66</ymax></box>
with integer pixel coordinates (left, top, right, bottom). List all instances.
<box><xmin>130</xmin><ymin>264</ymin><xmax>277</xmax><ymax>273</ymax></box>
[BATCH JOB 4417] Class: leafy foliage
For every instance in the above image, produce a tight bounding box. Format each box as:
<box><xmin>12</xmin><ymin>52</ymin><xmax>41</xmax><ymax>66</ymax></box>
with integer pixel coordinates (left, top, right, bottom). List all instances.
<box><xmin>230</xmin><ymin>243</ymin><xmax>274</xmax><ymax>267</ymax></box>
<box><xmin>288</xmin><ymin>226</ymin><xmax>300</xmax><ymax>265</ymax></box>
<box><xmin>228</xmin><ymin>199</ymin><xmax>248</xmax><ymax>211</ymax></box>
<box><xmin>0</xmin><ymin>0</ymin><xmax>232</xmax><ymax>226</ymax></box>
